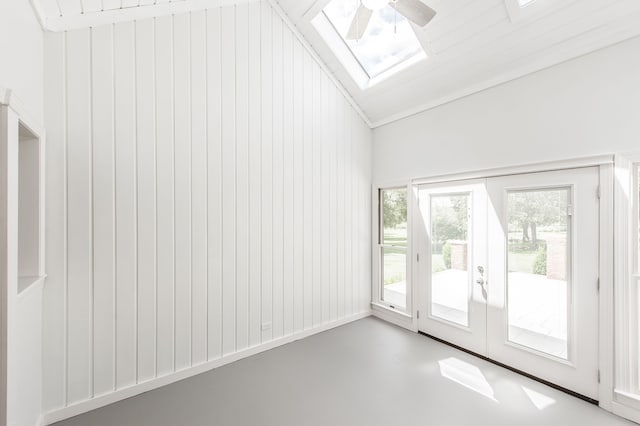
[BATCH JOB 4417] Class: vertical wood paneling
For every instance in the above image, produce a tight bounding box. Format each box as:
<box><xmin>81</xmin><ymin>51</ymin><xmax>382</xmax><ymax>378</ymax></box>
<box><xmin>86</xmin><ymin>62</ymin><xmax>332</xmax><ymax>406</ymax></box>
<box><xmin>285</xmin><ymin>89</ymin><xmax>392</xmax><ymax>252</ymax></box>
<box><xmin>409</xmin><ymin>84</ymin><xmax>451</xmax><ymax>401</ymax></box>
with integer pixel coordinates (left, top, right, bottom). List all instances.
<box><xmin>135</xmin><ymin>18</ymin><xmax>157</xmax><ymax>383</ymax></box>
<box><xmin>292</xmin><ymin>39</ymin><xmax>304</xmax><ymax>334</ymax></box>
<box><xmin>235</xmin><ymin>3</ymin><xmax>250</xmax><ymax>352</ymax></box>
<box><xmin>329</xmin><ymin>85</ymin><xmax>338</xmax><ymax>323</ymax></box>
<box><xmin>260</xmin><ymin>1</ymin><xmax>273</xmax><ymax>343</ymax></box>
<box><xmin>320</xmin><ymin>72</ymin><xmax>330</xmax><ymax>325</ymax></box>
<box><xmin>351</xmin><ymin>107</ymin><xmax>359</xmax><ymax>315</ymax></box>
<box><xmin>247</xmin><ymin>1</ymin><xmax>262</xmax><ymax>348</ymax></box>
<box><xmin>336</xmin><ymin>96</ymin><xmax>345</xmax><ymax>320</ymax></box>
<box><xmin>344</xmin><ymin>106</ymin><xmax>353</xmax><ymax>317</ymax></box>
<box><xmin>155</xmin><ymin>15</ymin><xmax>175</xmax><ymax>377</ymax></box>
<box><xmin>271</xmin><ymin>8</ymin><xmax>284</xmax><ymax>340</ymax></box>
<box><xmin>113</xmin><ymin>21</ymin><xmax>137</xmax><ymax>390</ymax></box>
<box><xmin>43</xmin><ymin>30</ymin><xmax>67</xmax><ymax>411</ymax></box>
<box><xmin>311</xmin><ymin>63</ymin><xmax>322</xmax><ymax>328</ymax></box>
<box><xmin>190</xmin><ymin>10</ymin><xmax>208</xmax><ymax>366</ymax></box>
<box><xmin>362</xmin><ymin>121</ymin><xmax>372</xmax><ymax>312</ymax></box>
<box><xmin>282</xmin><ymin>26</ymin><xmax>294</xmax><ymax>337</ymax></box>
<box><xmin>206</xmin><ymin>7</ymin><xmax>223</xmax><ymax>361</ymax></box>
<box><xmin>220</xmin><ymin>6</ymin><xmax>237</xmax><ymax>355</ymax></box>
<box><xmin>302</xmin><ymin>51</ymin><xmax>313</xmax><ymax>331</ymax></box>
<box><xmin>44</xmin><ymin>2</ymin><xmax>373</xmax><ymax>411</ymax></box>
<box><xmin>90</xmin><ymin>24</ymin><xmax>116</xmax><ymax>396</ymax></box>
<box><xmin>173</xmin><ymin>13</ymin><xmax>192</xmax><ymax>370</ymax></box>
<box><xmin>66</xmin><ymin>28</ymin><xmax>93</xmax><ymax>403</ymax></box>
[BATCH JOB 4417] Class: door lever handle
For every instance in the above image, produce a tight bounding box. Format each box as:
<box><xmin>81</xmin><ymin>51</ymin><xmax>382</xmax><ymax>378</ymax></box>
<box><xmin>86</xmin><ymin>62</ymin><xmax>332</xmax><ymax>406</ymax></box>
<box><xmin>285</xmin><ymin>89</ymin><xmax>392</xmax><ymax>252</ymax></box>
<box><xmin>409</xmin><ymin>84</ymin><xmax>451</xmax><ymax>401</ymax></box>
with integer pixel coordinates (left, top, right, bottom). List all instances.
<box><xmin>476</xmin><ymin>278</ymin><xmax>485</xmax><ymax>285</ymax></box>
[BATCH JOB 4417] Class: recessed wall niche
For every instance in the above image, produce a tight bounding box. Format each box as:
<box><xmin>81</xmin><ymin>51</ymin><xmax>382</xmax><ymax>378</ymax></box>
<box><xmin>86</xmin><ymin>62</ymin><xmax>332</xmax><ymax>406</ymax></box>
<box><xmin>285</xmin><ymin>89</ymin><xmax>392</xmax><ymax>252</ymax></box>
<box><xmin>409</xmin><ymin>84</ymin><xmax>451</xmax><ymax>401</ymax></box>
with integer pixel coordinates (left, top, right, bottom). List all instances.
<box><xmin>17</xmin><ymin>122</ymin><xmax>43</xmax><ymax>293</ymax></box>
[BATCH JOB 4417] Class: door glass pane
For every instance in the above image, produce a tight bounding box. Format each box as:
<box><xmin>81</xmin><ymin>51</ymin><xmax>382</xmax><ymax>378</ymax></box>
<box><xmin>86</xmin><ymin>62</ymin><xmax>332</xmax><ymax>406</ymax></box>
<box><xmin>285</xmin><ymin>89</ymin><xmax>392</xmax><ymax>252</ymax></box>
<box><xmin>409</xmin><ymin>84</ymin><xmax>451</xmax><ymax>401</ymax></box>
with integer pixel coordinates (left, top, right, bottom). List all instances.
<box><xmin>381</xmin><ymin>188</ymin><xmax>407</xmax><ymax>309</ymax></box>
<box><xmin>382</xmin><ymin>189</ymin><xmax>407</xmax><ymax>245</ymax></box>
<box><xmin>383</xmin><ymin>246</ymin><xmax>407</xmax><ymax>308</ymax></box>
<box><xmin>430</xmin><ymin>193</ymin><xmax>470</xmax><ymax>326</ymax></box>
<box><xmin>507</xmin><ymin>188</ymin><xmax>570</xmax><ymax>359</ymax></box>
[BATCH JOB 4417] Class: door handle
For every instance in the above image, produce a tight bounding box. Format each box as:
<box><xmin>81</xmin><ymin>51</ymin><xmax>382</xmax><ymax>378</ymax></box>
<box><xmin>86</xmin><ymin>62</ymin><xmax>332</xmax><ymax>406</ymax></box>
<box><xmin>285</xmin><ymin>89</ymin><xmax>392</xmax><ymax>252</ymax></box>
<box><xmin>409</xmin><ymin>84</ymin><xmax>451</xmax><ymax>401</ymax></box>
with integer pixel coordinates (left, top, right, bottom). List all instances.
<box><xmin>476</xmin><ymin>278</ymin><xmax>485</xmax><ymax>285</ymax></box>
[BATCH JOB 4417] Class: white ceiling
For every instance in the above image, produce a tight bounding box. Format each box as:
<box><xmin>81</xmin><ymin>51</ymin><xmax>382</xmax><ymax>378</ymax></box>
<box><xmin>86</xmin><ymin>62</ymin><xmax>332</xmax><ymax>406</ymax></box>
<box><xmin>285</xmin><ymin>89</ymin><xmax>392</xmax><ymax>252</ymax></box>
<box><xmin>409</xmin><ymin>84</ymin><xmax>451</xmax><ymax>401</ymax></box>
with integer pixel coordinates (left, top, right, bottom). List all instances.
<box><xmin>31</xmin><ymin>0</ymin><xmax>640</xmax><ymax>126</ymax></box>
<box><xmin>277</xmin><ymin>0</ymin><xmax>640</xmax><ymax>126</ymax></box>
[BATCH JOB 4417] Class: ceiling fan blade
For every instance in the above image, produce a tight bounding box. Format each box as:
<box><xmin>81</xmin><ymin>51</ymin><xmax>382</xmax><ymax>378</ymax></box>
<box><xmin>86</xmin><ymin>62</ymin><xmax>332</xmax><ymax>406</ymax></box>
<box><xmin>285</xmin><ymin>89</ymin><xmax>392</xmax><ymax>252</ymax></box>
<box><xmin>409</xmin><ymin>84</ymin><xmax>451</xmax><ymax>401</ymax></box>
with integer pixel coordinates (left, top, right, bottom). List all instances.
<box><xmin>393</xmin><ymin>0</ymin><xmax>436</xmax><ymax>27</ymax></box>
<box><xmin>346</xmin><ymin>4</ymin><xmax>374</xmax><ymax>40</ymax></box>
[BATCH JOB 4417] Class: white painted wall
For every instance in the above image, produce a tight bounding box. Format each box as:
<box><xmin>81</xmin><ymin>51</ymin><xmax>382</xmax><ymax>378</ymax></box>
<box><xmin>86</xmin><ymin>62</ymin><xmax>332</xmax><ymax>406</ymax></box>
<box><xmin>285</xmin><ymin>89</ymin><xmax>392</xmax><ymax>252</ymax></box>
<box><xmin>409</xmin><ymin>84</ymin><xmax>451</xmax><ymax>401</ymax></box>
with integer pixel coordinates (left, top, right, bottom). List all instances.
<box><xmin>9</xmin><ymin>285</ymin><xmax>44</xmax><ymax>426</ymax></box>
<box><xmin>43</xmin><ymin>1</ymin><xmax>372</xmax><ymax>417</ymax></box>
<box><xmin>0</xmin><ymin>0</ymin><xmax>44</xmax><ymax>122</ymax></box>
<box><xmin>373</xmin><ymin>36</ymin><xmax>640</xmax><ymax>183</ymax></box>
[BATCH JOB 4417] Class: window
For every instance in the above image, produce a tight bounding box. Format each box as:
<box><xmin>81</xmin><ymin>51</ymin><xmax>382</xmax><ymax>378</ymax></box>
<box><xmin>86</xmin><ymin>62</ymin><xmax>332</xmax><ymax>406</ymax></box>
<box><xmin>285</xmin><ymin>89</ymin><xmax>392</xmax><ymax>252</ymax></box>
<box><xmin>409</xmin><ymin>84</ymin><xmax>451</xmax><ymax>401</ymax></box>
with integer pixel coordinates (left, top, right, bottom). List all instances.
<box><xmin>506</xmin><ymin>188</ymin><xmax>571</xmax><ymax>359</ymax></box>
<box><xmin>613</xmin><ymin>155</ymin><xmax>640</xmax><ymax>417</ymax></box>
<box><xmin>518</xmin><ymin>0</ymin><xmax>536</xmax><ymax>7</ymax></box>
<box><xmin>430</xmin><ymin>193</ymin><xmax>471</xmax><ymax>326</ymax></box>
<box><xmin>319</xmin><ymin>0</ymin><xmax>426</xmax><ymax>80</ymax></box>
<box><xmin>379</xmin><ymin>188</ymin><xmax>408</xmax><ymax>311</ymax></box>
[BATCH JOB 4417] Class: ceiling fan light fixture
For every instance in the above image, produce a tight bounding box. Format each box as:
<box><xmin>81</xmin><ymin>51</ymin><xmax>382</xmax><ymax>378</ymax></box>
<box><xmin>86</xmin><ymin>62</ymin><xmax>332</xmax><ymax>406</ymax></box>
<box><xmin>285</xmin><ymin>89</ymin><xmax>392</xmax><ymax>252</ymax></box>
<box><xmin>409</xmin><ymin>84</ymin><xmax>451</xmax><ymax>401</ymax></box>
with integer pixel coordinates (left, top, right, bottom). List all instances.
<box><xmin>362</xmin><ymin>0</ymin><xmax>388</xmax><ymax>11</ymax></box>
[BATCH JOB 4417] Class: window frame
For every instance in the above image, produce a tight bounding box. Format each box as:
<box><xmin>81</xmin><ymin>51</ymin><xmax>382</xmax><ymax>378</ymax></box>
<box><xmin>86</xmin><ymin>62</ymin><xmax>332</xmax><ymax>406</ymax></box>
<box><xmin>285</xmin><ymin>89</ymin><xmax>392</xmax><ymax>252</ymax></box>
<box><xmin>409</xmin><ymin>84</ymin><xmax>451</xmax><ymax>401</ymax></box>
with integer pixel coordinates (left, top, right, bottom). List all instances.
<box><xmin>613</xmin><ymin>154</ymin><xmax>640</xmax><ymax>420</ymax></box>
<box><xmin>374</xmin><ymin>184</ymin><xmax>412</xmax><ymax>315</ymax></box>
<box><xmin>309</xmin><ymin>0</ymin><xmax>428</xmax><ymax>90</ymax></box>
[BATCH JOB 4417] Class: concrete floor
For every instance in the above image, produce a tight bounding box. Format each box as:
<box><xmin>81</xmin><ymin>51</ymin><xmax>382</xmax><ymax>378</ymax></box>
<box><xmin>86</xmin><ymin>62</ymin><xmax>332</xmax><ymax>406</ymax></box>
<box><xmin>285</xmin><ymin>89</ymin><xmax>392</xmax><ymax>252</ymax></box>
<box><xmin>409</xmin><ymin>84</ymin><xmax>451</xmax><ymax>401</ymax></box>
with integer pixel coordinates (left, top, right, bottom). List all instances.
<box><xmin>55</xmin><ymin>317</ymin><xmax>633</xmax><ymax>426</ymax></box>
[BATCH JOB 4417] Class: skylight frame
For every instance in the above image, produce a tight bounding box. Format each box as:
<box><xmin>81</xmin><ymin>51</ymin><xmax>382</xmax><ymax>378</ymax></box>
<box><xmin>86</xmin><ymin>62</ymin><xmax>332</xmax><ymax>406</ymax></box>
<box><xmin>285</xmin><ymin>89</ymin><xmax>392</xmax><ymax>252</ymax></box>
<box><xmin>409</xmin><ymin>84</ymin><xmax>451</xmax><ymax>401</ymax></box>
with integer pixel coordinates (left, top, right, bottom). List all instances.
<box><xmin>322</xmin><ymin>9</ymin><xmax>371</xmax><ymax>78</ymax></box>
<box><xmin>311</xmin><ymin>0</ymin><xmax>428</xmax><ymax>89</ymax></box>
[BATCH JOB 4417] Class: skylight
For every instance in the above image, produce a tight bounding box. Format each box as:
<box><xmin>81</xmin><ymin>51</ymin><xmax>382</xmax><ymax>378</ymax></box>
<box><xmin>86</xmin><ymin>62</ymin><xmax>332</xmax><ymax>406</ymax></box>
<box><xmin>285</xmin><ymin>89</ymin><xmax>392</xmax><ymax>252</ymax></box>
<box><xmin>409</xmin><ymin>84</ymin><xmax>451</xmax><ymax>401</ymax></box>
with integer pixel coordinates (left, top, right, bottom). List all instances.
<box><xmin>322</xmin><ymin>0</ymin><xmax>426</xmax><ymax>79</ymax></box>
<box><xmin>518</xmin><ymin>0</ymin><xmax>536</xmax><ymax>7</ymax></box>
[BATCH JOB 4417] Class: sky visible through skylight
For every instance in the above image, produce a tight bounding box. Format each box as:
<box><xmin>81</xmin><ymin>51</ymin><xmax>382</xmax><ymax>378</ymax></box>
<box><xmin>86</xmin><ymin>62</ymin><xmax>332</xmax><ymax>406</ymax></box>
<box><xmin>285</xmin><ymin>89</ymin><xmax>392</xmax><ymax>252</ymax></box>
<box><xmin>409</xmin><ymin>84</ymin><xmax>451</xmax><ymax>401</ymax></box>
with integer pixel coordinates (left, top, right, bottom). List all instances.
<box><xmin>323</xmin><ymin>0</ymin><xmax>425</xmax><ymax>78</ymax></box>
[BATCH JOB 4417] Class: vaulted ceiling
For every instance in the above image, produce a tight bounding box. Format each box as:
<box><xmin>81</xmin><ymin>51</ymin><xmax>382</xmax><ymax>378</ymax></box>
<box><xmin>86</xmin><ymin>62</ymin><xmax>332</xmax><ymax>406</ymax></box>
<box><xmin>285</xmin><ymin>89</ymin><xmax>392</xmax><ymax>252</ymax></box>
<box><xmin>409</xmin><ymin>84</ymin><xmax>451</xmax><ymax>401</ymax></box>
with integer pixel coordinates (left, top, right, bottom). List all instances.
<box><xmin>277</xmin><ymin>0</ymin><xmax>640</xmax><ymax>126</ymax></box>
<box><xmin>32</xmin><ymin>0</ymin><xmax>640</xmax><ymax>126</ymax></box>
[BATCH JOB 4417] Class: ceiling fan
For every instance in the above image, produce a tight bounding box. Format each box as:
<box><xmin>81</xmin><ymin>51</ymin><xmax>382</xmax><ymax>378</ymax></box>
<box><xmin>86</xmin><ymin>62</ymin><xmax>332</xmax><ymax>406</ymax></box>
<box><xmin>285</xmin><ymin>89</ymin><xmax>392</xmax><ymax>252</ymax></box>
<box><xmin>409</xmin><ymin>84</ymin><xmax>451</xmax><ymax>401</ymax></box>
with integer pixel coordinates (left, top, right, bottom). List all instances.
<box><xmin>346</xmin><ymin>0</ymin><xmax>437</xmax><ymax>40</ymax></box>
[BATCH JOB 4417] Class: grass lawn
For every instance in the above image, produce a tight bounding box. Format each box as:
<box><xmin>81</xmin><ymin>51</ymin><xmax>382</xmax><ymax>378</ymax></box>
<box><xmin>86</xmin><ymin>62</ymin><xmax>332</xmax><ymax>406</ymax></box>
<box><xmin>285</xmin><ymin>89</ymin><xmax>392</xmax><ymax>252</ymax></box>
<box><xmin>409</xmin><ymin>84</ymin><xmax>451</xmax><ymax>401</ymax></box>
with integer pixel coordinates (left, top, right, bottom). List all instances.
<box><xmin>382</xmin><ymin>228</ymin><xmax>556</xmax><ymax>282</ymax></box>
<box><xmin>383</xmin><ymin>227</ymin><xmax>407</xmax><ymax>285</ymax></box>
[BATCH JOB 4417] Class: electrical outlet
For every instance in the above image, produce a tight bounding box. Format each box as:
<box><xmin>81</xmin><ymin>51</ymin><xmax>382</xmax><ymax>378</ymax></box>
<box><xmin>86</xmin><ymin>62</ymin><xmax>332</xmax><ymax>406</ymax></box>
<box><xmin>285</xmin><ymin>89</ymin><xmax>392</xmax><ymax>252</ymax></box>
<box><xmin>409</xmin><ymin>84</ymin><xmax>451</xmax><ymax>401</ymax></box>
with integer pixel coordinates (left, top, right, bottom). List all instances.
<box><xmin>261</xmin><ymin>322</ymin><xmax>272</xmax><ymax>331</ymax></box>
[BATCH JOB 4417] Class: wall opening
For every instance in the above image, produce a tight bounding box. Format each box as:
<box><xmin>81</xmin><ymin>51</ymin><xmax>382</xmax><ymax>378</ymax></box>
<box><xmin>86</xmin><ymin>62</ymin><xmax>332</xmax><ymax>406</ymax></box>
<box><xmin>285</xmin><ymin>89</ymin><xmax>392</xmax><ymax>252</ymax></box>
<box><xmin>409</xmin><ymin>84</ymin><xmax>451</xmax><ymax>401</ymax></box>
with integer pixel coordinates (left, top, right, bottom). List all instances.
<box><xmin>17</xmin><ymin>123</ymin><xmax>41</xmax><ymax>293</ymax></box>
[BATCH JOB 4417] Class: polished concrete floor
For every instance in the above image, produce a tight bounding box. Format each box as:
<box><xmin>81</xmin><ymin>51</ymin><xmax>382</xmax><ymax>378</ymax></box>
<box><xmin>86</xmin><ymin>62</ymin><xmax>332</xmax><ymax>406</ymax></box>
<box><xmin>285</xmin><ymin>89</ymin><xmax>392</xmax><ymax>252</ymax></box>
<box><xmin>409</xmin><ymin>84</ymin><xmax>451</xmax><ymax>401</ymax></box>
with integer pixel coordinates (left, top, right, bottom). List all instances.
<box><xmin>55</xmin><ymin>317</ymin><xmax>633</xmax><ymax>426</ymax></box>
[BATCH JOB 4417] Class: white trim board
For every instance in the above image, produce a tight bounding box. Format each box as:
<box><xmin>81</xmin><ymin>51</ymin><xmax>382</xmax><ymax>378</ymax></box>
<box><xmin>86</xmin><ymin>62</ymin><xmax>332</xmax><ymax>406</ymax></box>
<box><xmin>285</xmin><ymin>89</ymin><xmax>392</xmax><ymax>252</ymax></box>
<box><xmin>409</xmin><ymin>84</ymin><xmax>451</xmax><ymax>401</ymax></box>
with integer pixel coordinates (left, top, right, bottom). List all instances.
<box><xmin>42</xmin><ymin>311</ymin><xmax>372</xmax><ymax>425</ymax></box>
<box><xmin>410</xmin><ymin>154</ymin><xmax>614</xmax><ymax>186</ymax></box>
<box><xmin>0</xmin><ymin>87</ymin><xmax>45</xmax><ymax>139</ymax></box>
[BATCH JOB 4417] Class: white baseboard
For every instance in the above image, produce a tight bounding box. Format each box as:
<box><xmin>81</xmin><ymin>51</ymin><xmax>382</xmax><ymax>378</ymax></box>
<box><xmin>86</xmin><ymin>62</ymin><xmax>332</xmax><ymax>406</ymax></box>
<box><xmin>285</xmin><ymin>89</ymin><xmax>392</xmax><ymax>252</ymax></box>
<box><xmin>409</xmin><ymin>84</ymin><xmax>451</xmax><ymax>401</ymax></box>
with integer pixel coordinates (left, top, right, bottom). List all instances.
<box><xmin>42</xmin><ymin>311</ymin><xmax>371</xmax><ymax>425</ymax></box>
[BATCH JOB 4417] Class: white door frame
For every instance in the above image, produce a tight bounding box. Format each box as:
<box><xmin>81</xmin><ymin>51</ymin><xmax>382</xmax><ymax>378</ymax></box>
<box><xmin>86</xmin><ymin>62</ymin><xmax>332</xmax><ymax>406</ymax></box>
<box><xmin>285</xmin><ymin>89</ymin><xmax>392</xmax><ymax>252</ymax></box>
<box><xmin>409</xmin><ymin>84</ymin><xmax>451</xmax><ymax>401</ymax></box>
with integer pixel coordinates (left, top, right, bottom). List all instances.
<box><xmin>415</xmin><ymin>179</ymin><xmax>488</xmax><ymax>355</ymax></box>
<box><xmin>371</xmin><ymin>155</ymin><xmax>615</xmax><ymax>406</ymax></box>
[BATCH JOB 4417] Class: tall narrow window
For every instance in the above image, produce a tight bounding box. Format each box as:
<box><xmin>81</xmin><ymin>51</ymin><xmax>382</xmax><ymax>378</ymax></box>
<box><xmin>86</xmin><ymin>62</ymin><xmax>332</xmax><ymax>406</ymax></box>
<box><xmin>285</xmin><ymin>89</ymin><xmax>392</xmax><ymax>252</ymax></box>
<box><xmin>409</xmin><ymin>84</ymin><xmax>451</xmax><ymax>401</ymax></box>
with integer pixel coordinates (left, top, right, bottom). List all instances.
<box><xmin>380</xmin><ymin>188</ymin><xmax>408</xmax><ymax>310</ymax></box>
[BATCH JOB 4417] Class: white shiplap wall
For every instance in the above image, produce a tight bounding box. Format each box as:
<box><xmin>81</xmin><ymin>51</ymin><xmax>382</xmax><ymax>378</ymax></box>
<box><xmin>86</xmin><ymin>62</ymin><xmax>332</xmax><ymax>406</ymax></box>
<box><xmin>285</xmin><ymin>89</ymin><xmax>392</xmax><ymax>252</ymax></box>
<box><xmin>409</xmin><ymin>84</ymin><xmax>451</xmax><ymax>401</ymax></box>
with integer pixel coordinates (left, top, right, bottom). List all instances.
<box><xmin>43</xmin><ymin>0</ymin><xmax>372</xmax><ymax>415</ymax></box>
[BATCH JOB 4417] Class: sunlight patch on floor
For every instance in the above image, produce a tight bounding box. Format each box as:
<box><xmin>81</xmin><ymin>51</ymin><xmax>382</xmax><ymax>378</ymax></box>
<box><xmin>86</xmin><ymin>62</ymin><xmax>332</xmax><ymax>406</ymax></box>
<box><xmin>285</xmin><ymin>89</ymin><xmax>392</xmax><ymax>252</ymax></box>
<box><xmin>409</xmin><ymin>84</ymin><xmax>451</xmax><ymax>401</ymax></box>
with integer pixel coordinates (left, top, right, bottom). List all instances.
<box><xmin>438</xmin><ymin>357</ymin><xmax>498</xmax><ymax>402</ymax></box>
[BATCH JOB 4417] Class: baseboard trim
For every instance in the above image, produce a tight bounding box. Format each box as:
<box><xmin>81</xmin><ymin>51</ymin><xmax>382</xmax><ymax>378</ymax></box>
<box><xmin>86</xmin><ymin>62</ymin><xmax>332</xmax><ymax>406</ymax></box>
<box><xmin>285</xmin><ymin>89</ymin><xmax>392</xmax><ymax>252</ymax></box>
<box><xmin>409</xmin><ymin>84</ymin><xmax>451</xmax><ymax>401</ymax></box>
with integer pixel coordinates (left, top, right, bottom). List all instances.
<box><xmin>42</xmin><ymin>311</ymin><xmax>372</xmax><ymax>425</ymax></box>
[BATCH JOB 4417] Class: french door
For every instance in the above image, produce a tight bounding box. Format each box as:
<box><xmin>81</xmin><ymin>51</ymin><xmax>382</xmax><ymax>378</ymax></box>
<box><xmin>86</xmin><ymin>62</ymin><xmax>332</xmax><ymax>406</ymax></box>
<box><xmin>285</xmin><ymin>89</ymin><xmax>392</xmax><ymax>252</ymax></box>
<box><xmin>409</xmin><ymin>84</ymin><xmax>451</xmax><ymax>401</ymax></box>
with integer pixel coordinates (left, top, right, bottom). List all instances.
<box><xmin>416</xmin><ymin>167</ymin><xmax>600</xmax><ymax>399</ymax></box>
